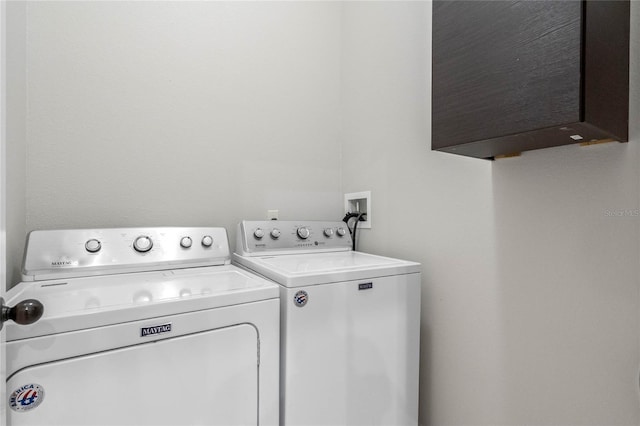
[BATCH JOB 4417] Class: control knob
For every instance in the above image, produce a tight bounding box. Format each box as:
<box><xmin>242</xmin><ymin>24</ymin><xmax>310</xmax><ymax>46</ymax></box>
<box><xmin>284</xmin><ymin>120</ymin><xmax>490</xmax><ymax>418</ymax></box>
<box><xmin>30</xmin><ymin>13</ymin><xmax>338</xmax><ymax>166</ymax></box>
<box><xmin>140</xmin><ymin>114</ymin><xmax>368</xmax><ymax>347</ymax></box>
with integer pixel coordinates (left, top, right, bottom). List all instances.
<box><xmin>297</xmin><ymin>227</ymin><xmax>310</xmax><ymax>240</ymax></box>
<box><xmin>85</xmin><ymin>239</ymin><xmax>102</xmax><ymax>253</ymax></box>
<box><xmin>336</xmin><ymin>227</ymin><xmax>347</xmax><ymax>237</ymax></box>
<box><xmin>133</xmin><ymin>236</ymin><xmax>153</xmax><ymax>253</ymax></box>
<box><xmin>180</xmin><ymin>236</ymin><xmax>193</xmax><ymax>248</ymax></box>
<box><xmin>253</xmin><ymin>228</ymin><xmax>265</xmax><ymax>239</ymax></box>
<box><xmin>201</xmin><ymin>235</ymin><xmax>214</xmax><ymax>247</ymax></box>
<box><xmin>323</xmin><ymin>228</ymin><xmax>334</xmax><ymax>238</ymax></box>
<box><xmin>270</xmin><ymin>229</ymin><xmax>281</xmax><ymax>239</ymax></box>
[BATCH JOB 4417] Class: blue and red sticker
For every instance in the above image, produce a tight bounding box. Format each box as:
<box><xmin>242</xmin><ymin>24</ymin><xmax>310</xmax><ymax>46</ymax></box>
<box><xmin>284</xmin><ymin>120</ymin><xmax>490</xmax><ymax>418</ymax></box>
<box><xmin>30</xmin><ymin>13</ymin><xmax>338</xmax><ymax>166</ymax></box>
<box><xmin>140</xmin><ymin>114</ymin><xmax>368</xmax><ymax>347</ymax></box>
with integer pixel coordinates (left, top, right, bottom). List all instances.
<box><xmin>293</xmin><ymin>290</ymin><xmax>308</xmax><ymax>307</ymax></box>
<box><xmin>9</xmin><ymin>384</ymin><xmax>45</xmax><ymax>412</ymax></box>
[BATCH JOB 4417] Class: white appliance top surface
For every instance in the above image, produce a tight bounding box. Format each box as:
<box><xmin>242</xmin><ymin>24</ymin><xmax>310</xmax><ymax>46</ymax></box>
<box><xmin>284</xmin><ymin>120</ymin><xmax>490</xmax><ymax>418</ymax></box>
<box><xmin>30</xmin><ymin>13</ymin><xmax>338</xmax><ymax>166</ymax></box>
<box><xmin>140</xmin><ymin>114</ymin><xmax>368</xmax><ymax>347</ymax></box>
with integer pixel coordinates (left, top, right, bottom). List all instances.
<box><xmin>232</xmin><ymin>251</ymin><xmax>420</xmax><ymax>288</ymax></box>
<box><xmin>6</xmin><ymin>264</ymin><xmax>279</xmax><ymax>341</ymax></box>
<box><xmin>257</xmin><ymin>251</ymin><xmax>405</xmax><ymax>273</ymax></box>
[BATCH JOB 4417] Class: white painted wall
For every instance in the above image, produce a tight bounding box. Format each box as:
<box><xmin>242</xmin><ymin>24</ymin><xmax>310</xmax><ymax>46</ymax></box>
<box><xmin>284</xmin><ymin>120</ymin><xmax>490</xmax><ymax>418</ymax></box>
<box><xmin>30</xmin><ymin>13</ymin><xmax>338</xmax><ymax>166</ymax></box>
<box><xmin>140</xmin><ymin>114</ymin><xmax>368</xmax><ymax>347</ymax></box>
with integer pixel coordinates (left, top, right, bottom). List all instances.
<box><xmin>5</xmin><ymin>1</ymin><xmax>26</xmax><ymax>289</ymax></box>
<box><xmin>6</xmin><ymin>1</ymin><xmax>640</xmax><ymax>424</ymax></box>
<box><xmin>21</xmin><ymin>1</ymin><xmax>343</xmax><ymax>280</ymax></box>
<box><xmin>341</xmin><ymin>3</ymin><xmax>504</xmax><ymax>423</ymax></box>
<box><xmin>341</xmin><ymin>1</ymin><xmax>640</xmax><ymax>425</ymax></box>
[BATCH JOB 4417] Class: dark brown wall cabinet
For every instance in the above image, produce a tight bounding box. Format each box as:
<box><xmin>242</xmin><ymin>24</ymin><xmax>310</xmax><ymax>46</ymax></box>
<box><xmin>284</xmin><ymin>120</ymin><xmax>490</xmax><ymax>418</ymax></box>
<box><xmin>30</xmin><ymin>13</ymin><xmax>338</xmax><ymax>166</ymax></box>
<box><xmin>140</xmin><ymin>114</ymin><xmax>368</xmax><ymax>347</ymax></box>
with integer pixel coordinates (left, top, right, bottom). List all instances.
<box><xmin>432</xmin><ymin>0</ymin><xmax>630</xmax><ymax>160</ymax></box>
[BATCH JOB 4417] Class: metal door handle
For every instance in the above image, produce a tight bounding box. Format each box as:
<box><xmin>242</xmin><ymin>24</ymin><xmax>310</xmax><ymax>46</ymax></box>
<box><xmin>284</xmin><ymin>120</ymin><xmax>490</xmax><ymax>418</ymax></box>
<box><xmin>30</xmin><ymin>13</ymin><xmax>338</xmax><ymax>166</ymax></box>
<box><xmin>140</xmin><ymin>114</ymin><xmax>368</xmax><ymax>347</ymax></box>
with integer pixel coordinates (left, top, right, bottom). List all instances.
<box><xmin>0</xmin><ymin>297</ymin><xmax>44</xmax><ymax>330</ymax></box>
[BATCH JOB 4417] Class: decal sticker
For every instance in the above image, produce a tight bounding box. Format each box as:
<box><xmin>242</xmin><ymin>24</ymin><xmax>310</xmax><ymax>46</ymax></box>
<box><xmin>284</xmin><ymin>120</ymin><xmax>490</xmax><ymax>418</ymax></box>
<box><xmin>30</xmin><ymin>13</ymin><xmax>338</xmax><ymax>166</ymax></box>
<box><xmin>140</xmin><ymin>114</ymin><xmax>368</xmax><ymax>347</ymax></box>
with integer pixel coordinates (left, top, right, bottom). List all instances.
<box><xmin>293</xmin><ymin>290</ymin><xmax>309</xmax><ymax>307</ymax></box>
<box><xmin>358</xmin><ymin>282</ymin><xmax>373</xmax><ymax>290</ymax></box>
<box><xmin>9</xmin><ymin>384</ymin><xmax>45</xmax><ymax>412</ymax></box>
<box><xmin>141</xmin><ymin>323</ymin><xmax>172</xmax><ymax>337</ymax></box>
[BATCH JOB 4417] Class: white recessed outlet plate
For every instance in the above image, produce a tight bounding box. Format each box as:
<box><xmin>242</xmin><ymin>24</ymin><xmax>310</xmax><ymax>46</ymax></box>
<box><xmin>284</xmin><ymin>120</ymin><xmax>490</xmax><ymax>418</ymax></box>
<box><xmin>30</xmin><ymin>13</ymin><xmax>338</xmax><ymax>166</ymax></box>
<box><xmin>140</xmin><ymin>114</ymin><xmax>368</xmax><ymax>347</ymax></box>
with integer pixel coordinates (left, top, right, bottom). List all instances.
<box><xmin>344</xmin><ymin>191</ymin><xmax>371</xmax><ymax>229</ymax></box>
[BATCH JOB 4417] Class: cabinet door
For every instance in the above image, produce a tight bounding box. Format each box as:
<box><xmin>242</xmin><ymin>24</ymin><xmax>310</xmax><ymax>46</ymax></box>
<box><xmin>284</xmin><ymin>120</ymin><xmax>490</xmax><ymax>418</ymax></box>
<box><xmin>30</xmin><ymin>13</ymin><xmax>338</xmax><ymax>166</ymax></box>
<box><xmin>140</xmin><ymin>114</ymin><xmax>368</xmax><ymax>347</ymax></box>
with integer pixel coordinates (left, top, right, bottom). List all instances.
<box><xmin>432</xmin><ymin>1</ymin><xmax>582</xmax><ymax>150</ymax></box>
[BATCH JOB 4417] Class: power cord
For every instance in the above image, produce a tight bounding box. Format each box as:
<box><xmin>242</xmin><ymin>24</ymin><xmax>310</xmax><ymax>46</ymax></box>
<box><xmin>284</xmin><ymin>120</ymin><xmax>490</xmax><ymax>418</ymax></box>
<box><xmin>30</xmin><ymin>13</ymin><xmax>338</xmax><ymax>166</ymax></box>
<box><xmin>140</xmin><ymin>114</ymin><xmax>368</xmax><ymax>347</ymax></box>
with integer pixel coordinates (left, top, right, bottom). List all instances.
<box><xmin>342</xmin><ymin>212</ymin><xmax>367</xmax><ymax>251</ymax></box>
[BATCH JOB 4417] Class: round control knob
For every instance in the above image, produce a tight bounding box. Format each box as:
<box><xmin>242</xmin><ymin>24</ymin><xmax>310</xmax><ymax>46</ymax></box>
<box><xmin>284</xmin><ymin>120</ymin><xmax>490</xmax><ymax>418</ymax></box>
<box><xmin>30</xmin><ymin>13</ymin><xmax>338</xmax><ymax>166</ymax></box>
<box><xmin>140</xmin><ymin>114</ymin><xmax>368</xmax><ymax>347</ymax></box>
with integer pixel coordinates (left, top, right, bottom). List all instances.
<box><xmin>297</xmin><ymin>227</ymin><xmax>310</xmax><ymax>240</ymax></box>
<box><xmin>180</xmin><ymin>236</ymin><xmax>192</xmax><ymax>248</ymax></box>
<box><xmin>253</xmin><ymin>228</ymin><xmax>265</xmax><ymax>239</ymax></box>
<box><xmin>336</xmin><ymin>227</ymin><xmax>347</xmax><ymax>237</ymax></box>
<box><xmin>201</xmin><ymin>235</ymin><xmax>214</xmax><ymax>247</ymax></box>
<box><xmin>85</xmin><ymin>239</ymin><xmax>102</xmax><ymax>253</ymax></box>
<box><xmin>133</xmin><ymin>236</ymin><xmax>153</xmax><ymax>253</ymax></box>
<box><xmin>323</xmin><ymin>228</ymin><xmax>334</xmax><ymax>238</ymax></box>
<box><xmin>270</xmin><ymin>228</ymin><xmax>281</xmax><ymax>239</ymax></box>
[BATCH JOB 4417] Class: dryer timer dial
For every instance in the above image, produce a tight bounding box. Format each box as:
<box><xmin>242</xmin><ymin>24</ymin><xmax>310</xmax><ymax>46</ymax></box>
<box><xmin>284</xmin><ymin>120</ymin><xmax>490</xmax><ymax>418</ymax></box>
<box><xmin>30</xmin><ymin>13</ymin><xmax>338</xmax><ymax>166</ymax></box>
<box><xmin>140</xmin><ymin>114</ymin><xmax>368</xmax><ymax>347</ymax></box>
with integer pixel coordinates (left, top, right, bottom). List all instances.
<box><xmin>85</xmin><ymin>239</ymin><xmax>102</xmax><ymax>253</ymax></box>
<box><xmin>133</xmin><ymin>236</ymin><xmax>153</xmax><ymax>253</ymax></box>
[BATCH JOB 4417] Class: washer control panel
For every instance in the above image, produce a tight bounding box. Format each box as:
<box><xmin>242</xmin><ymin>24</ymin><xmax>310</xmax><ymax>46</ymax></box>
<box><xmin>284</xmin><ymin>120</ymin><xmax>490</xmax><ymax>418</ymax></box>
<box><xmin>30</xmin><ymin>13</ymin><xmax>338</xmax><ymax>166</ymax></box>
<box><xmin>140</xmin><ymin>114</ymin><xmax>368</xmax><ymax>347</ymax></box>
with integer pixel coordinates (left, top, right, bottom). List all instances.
<box><xmin>22</xmin><ymin>227</ymin><xmax>230</xmax><ymax>281</ymax></box>
<box><xmin>237</xmin><ymin>220</ymin><xmax>352</xmax><ymax>256</ymax></box>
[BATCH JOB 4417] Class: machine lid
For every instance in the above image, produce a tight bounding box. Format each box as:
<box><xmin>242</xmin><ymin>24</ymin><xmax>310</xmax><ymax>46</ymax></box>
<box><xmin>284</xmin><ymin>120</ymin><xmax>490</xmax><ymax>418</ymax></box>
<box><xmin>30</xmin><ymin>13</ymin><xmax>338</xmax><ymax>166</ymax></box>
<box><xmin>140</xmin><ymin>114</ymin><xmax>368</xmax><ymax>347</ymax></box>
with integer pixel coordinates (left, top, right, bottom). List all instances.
<box><xmin>232</xmin><ymin>251</ymin><xmax>420</xmax><ymax>288</ymax></box>
<box><xmin>5</xmin><ymin>265</ymin><xmax>279</xmax><ymax>341</ymax></box>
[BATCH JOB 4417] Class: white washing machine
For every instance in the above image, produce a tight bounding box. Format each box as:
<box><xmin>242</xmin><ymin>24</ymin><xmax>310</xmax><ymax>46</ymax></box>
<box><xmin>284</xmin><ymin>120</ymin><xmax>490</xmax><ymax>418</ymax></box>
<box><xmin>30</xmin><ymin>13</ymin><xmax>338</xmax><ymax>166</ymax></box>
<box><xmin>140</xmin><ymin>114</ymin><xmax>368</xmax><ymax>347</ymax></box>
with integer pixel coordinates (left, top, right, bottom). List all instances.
<box><xmin>232</xmin><ymin>220</ymin><xmax>421</xmax><ymax>426</ymax></box>
<box><xmin>4</xmin><ymin>227</ymin><xmax>279</xmax><ymax>426</ymax></box>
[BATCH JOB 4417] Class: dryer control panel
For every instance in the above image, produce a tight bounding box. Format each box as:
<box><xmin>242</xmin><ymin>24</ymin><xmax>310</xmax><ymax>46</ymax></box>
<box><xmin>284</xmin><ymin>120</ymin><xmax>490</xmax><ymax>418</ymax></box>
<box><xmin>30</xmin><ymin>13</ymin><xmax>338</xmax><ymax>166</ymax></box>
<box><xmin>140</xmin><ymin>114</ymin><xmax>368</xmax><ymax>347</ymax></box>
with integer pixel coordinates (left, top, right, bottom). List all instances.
<box><xmin>22</xmin><ymin>227</ymin><xmax>230</xmax><ymax>281</ymax></box>
<box><xmin>237</xmin><ymin>221</ymin><xmax>353</xmax><ymax>256</ymax></box>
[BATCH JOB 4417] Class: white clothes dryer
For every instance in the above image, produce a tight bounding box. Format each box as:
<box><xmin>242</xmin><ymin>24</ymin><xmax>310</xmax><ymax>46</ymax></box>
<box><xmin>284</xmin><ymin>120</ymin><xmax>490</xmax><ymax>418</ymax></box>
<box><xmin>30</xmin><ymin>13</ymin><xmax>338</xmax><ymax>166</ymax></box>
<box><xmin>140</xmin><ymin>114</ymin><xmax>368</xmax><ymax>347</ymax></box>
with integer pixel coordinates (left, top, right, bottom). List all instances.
<box><xmin>232</xmin><ymin>220</ymin><xmax>421</xmax><ymax>426</ymax></box>
<box><xmin>4</xmin><ymin>227</ymin><xmax>279</xmax><ymax>426</ymax></box>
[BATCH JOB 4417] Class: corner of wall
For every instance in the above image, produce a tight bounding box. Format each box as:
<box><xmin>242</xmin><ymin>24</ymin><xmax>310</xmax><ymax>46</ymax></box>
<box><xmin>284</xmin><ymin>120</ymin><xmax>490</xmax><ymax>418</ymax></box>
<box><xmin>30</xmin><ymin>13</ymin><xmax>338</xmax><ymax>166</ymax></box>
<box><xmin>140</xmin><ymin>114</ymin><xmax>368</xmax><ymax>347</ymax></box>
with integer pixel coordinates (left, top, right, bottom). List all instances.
<box><xmin>5</xmin><ymin>0</ymin><xmax>28</xmax><ymax>288</ymax></box>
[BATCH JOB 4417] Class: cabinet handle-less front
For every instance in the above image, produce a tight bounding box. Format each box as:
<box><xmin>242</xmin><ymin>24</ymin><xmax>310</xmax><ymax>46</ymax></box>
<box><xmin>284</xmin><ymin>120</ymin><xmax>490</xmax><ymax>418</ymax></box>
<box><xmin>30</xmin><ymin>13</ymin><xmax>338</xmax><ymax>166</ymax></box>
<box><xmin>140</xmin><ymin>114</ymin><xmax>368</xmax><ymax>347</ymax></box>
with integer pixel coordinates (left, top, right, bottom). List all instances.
<box><xmin>0</xmin><ymin>297</ymin><xmax>43</xmax><ymax>330</ymax></box>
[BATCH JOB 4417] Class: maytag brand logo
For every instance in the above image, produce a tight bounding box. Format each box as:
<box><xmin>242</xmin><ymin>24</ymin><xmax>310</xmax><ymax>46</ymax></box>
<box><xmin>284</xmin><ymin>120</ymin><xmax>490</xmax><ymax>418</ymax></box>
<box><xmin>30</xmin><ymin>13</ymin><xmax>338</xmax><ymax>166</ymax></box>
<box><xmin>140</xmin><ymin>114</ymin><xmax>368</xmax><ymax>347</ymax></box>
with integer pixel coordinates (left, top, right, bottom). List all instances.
<box><xmin>50</xmin><ymin>259</ymin><xmax>78</xmax><ymax>267</ymax></box>
<box><xmin>140</xmin><ymin>323</ymin><xmax>172</xmax><ymax>337</ymax></box>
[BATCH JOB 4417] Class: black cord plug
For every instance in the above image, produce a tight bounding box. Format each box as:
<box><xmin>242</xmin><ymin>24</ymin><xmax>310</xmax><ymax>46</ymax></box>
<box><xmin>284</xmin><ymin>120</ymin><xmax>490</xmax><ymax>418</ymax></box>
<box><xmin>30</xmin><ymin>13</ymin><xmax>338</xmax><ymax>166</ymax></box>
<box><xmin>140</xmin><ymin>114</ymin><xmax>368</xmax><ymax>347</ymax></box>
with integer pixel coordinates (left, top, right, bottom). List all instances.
<box><xmin>342</xmin><ymin>212</ymin><xmax>360</xmax><ymax>223</ymax></box>
<box><xmin>342</xmin><ymin>212</ymin><xmax>367</xmax><ymax>251</ymax></box>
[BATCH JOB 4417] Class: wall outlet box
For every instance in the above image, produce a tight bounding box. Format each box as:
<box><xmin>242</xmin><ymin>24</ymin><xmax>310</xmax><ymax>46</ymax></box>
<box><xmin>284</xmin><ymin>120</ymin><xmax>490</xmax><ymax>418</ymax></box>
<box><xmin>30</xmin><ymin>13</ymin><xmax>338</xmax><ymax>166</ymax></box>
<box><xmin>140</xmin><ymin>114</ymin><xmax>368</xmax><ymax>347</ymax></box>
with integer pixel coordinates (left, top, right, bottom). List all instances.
<box><xmin>344</xmin><ymin>191</ymin><xmax>371</xmax><ymax>229</ymax></box>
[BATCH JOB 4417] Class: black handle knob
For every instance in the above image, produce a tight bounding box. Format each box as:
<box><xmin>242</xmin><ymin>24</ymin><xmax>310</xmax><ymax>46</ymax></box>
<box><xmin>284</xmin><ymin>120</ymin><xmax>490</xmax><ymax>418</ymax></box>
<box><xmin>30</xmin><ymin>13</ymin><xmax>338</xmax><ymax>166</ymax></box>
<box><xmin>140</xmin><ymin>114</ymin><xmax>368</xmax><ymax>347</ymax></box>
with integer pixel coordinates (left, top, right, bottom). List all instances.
<box><xmin>1</xmin><ymin>298</ymin><xmax>44</xmax><ymax>329</ymax></box>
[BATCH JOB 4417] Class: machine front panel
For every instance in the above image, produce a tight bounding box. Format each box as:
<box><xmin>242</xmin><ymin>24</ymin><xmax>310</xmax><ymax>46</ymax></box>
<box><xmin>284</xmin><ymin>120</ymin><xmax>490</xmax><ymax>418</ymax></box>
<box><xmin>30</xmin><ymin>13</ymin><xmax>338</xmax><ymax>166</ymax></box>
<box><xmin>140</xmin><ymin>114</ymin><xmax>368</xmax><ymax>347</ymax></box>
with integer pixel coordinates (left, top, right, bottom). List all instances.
<box><xmin>280</xmin><ymin>273</ymin><xmax>421</xmax><ymax>426</ymax></box>
<box><xmin>7</xmin><ymin>324</ymin><xmax>258</xmax><ymax>426</ymax></box>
